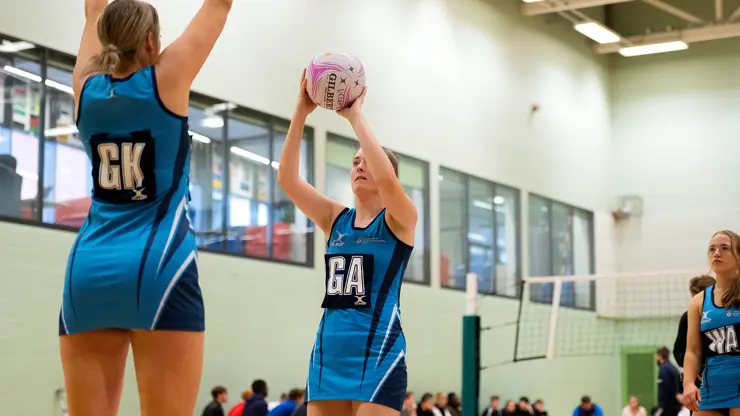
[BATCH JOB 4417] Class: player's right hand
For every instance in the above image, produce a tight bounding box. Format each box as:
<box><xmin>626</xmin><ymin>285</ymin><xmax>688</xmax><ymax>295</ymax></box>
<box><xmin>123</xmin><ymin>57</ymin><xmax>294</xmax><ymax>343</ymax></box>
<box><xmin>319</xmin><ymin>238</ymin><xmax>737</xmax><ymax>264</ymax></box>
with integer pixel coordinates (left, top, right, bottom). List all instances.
<box><xmin>682</xmin><ymin>383</ymin><xmax>700</xmax><ymax>411</ymax></box>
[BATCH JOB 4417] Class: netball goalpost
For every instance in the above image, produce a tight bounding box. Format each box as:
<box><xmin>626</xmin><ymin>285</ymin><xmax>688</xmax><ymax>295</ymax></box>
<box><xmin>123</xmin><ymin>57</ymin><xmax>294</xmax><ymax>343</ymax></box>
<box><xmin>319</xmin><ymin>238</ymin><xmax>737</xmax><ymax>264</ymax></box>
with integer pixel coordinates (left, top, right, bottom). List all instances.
<box><xmin>460</xmin><ymin>269</ymin><xmax>703</xmax><ymax>416</ymax></box>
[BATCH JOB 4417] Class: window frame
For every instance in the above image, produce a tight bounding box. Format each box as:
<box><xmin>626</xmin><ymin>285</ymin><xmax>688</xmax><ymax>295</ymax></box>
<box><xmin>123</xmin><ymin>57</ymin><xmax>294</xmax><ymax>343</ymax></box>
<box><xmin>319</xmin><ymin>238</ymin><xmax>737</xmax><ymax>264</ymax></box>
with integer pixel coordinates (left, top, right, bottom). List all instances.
<box><xmin>325</xmin><ymin>132</ymin><xmax>431</xmax><ymax>286</ymax></box>
<box><xmin>438</xmin><ymin>165</ymin><xmax>522</xmax><ymax>298</ymax></box>
<box><xmin>0</xmin><ymin>32</ymin><xmax>316</xmax><ymax>268</ymax></box>
<box><xmin>527</xmin><ymin>193</ymin><xmax>596</xmax><ymax>310</ymax></box>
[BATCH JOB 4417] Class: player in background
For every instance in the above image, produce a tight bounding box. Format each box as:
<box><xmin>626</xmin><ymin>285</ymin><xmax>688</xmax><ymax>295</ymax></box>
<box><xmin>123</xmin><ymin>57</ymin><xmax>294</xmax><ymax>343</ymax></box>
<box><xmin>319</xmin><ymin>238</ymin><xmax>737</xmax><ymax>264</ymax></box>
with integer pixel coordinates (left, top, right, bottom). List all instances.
<box><xmin>278</xmin><ymin>71</ymin><xmax>417</xmax><ymax>416</ymax></box>
<box><xmin>682</xmin><ymin>230</ymin><xmax>740</xmax><ymax>416</ymax></box>
<box><xmin>60</xmin><ymin>0</ymin><xmax>230</xmax><ymax>415</ymax></box>
<box><xmin>674</xmin><ymin>274</ymin><xmax>716</xmax><ymax>406</ymax></box>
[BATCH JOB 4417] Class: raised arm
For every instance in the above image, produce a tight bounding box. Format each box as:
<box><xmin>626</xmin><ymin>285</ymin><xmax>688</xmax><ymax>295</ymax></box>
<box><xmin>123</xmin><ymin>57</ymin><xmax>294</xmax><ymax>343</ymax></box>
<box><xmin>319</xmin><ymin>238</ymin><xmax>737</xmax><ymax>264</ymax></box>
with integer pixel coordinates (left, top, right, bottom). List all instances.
<box><xmin>337</xmin><ymin>88</ymin><xmax>418</xmax><ymax>244</ymax></box>
<box><xmin>155</xmin><ymin>0</ymin><xmax>232</xmax><ymax>114</ymax></box>
<box><xmin>682</xmin><ymin>294</ymin><xmax>703</xmax><ymax>411</ymax></box>
<box><xmin>72</xmin><ymin>0</ymin><xmax>108</xmax><ymax>94</ymax></box>
<box><xmin>277</xmin><ymin>71</ymin><xmax>345</xmax><ymax>236</ymax></box>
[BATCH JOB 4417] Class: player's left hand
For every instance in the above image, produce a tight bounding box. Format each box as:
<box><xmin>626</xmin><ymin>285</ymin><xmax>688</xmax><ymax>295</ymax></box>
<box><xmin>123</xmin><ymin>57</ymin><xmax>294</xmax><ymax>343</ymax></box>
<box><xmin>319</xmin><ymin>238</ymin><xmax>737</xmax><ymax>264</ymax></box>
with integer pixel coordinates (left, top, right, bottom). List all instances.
<box><xmin>336</xmin><ymin>86</ymin><xmax>367</xmax><ymax>124</ymax></box>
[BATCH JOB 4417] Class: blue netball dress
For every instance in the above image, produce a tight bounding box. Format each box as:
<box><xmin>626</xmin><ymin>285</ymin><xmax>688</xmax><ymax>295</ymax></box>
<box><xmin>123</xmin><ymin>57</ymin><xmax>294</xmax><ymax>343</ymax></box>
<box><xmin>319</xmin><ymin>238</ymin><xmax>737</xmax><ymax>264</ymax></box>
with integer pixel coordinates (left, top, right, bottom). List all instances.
<box><xmin>59</xmin><ymin>66</ymin><xmax>203</xmax><ymax>335</ymax></box>
<box><xmin>699</xmin><ymin>285</ymin><xmax>740</xmax><ymax>410</ymax></box>
<box><xmin>306</xmin><ymin>208</ymin><xmax>413</xmax><ymax>411</ymax></box>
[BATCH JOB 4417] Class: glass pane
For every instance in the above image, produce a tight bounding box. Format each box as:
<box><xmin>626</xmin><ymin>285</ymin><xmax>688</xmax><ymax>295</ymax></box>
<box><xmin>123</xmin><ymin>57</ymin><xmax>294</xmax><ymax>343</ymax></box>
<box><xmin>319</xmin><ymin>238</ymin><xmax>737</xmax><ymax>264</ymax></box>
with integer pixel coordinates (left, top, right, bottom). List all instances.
<box><xmin>226</xmin><ymin>113</ymin><xmax>270</xmax><ymax>257</ymax></box>
<box><xmin>325</xmin><ymin>136</ymin><xmax>355</xmax><ymax>207</ymax></box>
<box><xmin>0</xmin><ymin>49</ymin><xmax>42</xmax><ymax>220</ymax></box>
<box><xmin>188</xmin><ymin>100</ymin><xmax>226</xmax><ymax>251</ymax></box>
<box><xmin>495</xmin><ymin>186</ymin><xmax>519</xmax><ymax>297</ymax></box>
<box><xmin>573</xmin><ymin>209</ymin><xmax>594</xmax><ymax>309</ymax></box>
<box><xmin>468</xmin><ymin>177</ymin><xmax>494</xmax><ymax>294</ymax></box>
<box><xmin>439</xmin><ymin>168</ymin><xmax>466</xmax><ymax>289</ymax></box>
<box><xmin>528</xmin><ymin>195</ymin><xmax>552</xmax><ymax>303</ymax></box>
<box><xmin>43</xmin><ymin>62</ymin><xmax>92</xmax><ymax>227</ymax></box>
<box><xmin>272</xmin><ymin>126</ymin><xmax>312</xmax><ymax>264</ymax></box>
<box><xmin>397</xmin><ymin>154</ymin><xmax>428</xmax><ymax>284</ymax></box>
<box><xmin>551</xmin><ymin>202</ymin><xmax>574</xmax><ymax>306</ymax></box>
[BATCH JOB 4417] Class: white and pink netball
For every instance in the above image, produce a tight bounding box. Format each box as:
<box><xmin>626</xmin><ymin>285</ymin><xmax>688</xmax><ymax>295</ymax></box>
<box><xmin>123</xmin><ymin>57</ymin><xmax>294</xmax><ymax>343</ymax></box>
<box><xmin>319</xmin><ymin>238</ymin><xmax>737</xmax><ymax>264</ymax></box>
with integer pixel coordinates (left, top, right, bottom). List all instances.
<box><xmin>305</xmin><ymin>50</ymin><xmax>366</xmax><ymax>111</ymax></box>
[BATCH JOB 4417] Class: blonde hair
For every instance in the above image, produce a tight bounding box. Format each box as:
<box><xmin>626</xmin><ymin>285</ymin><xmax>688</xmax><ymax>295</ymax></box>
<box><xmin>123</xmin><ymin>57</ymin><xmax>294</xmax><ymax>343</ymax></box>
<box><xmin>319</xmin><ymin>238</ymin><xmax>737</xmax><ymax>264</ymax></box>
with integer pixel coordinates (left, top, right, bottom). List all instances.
<box><xmin>709</xmin><ymin>230</ymin><xmax>740</xmax><ymax>308</ymax></box>
<box><xmin>84</xmin><ymin>0</ymin><xmax>160</xmax><ymax>75</ymax></box>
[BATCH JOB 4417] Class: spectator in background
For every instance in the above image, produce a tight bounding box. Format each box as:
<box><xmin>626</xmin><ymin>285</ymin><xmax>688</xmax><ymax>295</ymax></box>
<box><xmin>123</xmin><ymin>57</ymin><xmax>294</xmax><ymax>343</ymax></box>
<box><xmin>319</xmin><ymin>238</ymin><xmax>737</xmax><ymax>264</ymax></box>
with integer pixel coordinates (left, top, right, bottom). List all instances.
<box><xmin>202</xmin><ymin>386</ymin><xmax>229</xmax><ymax>416</ymax></box>
<box><xmin>656</xmin><ymin>346</ymin><xmax>682</xmax><ymax>416</ymax></box>
<box><xmin>418</xmin><ymin>393</ymin><xmax>436</xmax><ymax>416</ymax></box>
<box><xmin>482</xmin><ymin>395</ymin><xmax>501</xmax><ymax>416</ymax></box>
<box><xmin>243</xmin><ymin>379</ymin><xmax>269</xmax><ymax>416</ymax></box>
<box><xmin>434</xmin><ymin>392</ymin><xmax>452</xmax><ymax>416</ymax></box>
<box><xmin>533</xmin><ymin>399</ymin><xmax>548</xmax><ymax>416</ymax></box>
<box><xmin>448</xmin><ymin>393</ymin><xmax>462</xmax><ymax>416</ymax></box>
<box><xmin>269</xmin><ymin>393</ymin><xmax>289</xmax><ymax>411</ymax></box>
<box><xmin>402</xmin><ymin>392</ymin><xmax>417</xmax><ymax>416</ymax></box>
<box><xmin>517</xmin><ymin>397</ymin><xmax>534</xmax><ymax>415</ymax></box>
<box><xmin>228</xmin><ymin>390</ymin><xmax>252</xmax><ymax>416</ymax></box>
<box><xmin>290</xmin><ymin>403</ymin><xmax>307</xmax><ymax>416</ymax></box>
<box><xmin>674</xmin><ymin>275</ymin><xmax>715</xmax><ymax>367</ymax></box>
<box><xmin>267</xmin><ymin>388</ymin><xmax>304</xmax><ymax>416</ymax></box>
<box><xmin>502</xmin><ymin>400</ymin><xmax>518</xmax><ymax>416</ymax></box>
<box><xmin>573</xmin><ymin>396</ymin><xmax>604</xmax><ymax>416</ymax></box>
<box><xmin>622</xmin><ymin>395</ymin><xmax>647</xmax><ymax>416</ymax></box>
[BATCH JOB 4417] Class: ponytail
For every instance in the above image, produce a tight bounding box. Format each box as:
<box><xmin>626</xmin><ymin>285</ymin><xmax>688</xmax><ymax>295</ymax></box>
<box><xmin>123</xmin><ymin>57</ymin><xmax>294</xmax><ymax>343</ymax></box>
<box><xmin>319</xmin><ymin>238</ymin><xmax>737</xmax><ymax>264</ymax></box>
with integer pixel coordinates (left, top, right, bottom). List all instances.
<box><xmin>83</xmin><ymin>44</ymin><xmax>123</xmax><ymax>76</ymax></box>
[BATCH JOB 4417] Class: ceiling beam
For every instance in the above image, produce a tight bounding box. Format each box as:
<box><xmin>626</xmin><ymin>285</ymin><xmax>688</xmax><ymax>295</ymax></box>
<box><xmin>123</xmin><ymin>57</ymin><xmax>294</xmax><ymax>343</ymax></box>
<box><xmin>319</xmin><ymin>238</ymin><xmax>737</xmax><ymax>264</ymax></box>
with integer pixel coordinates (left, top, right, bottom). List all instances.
<box><xmin>593</xmin><ymin>22</ymin><xmax>740</xmax><ymax>54</ymax></box>
<box><xmin>641</xmin><ymin>0</ymin><xmax>704</xmax><ymax>24</ymax></box>
<box><xmin>520</xmin><ymin>0</ymin><xmax>636</xmax><ymax>16</ymax></box>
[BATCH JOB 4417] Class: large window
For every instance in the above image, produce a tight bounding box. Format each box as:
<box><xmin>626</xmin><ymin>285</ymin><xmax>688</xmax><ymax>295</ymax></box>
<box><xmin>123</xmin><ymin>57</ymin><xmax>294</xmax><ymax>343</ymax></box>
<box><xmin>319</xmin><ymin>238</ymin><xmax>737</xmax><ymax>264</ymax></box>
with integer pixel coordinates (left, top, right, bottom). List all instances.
<box><xmin>0</xmin><ymin>35</ymin><xmax>43</xmax><ymax>220</ymax></box>
<box><xmin>325</xmin><ymin>134</ymin><xmax>430</xmax><ymax>284</ymax></box>
<box><xmin>528</xmin><ymin>194</ymin><xmax>594</xmax><ymax>309</ymax></box>
<box><xmin>439</xmin><ymin>167</ymin><xmax>520</xmax><ymax>296</ymax></box>
<box><xmin>0</xmin><ymin>33</ymin><xmax>315</xmax><ymax>267</ymax></box>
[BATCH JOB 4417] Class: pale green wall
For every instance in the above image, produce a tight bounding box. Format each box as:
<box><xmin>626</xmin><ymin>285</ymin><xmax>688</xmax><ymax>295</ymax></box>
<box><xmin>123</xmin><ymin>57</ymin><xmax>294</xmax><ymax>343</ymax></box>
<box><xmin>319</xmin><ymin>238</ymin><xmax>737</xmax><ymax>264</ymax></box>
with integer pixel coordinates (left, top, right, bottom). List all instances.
<box><xmin>0</xmin><ymin>220</ymin><xmax>642</xmax><ymax>416</ymax></box>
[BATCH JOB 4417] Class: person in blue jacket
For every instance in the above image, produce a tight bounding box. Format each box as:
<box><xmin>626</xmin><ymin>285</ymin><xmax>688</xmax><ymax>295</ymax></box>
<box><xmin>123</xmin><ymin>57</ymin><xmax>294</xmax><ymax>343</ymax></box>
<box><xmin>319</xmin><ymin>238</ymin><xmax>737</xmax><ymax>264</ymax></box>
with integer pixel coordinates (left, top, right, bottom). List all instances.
<box><xmin>572</xmin><ymin>396</ymin><xmax>604</xmax><ymax>416</ymax></box>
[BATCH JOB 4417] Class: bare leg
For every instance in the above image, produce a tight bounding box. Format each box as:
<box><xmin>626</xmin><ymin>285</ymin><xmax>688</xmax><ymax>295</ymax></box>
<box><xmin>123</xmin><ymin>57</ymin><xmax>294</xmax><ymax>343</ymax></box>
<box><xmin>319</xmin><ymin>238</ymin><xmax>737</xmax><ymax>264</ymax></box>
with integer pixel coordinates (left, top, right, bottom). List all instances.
<box><xmin>353</xmin><ymin>401</ymin><xmax>400</xmax><ymax>416</ymax></box>
<box><xmin>130</xmin><ymin>330</ymin><xmax>204</xmax><ymax>416</ymax></box>
<box><xmin>59</xmin><ymin>329</ymin><xmax>130</xmax><ymax>416</ymax></box>
<box><xmin>308</xmin><ymin>400</ymin><xmax>354</xmax><ymax>416</ymax></box>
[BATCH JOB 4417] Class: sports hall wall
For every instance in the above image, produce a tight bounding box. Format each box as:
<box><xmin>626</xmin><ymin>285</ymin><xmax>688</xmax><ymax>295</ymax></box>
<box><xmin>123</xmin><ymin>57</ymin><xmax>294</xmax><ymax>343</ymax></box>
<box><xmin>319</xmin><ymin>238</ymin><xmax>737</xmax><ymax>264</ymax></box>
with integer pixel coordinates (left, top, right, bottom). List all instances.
<box><xmin>0</xmin><ymin>0</ymin><xmax>621</xmax><ymax>415</ymax></box>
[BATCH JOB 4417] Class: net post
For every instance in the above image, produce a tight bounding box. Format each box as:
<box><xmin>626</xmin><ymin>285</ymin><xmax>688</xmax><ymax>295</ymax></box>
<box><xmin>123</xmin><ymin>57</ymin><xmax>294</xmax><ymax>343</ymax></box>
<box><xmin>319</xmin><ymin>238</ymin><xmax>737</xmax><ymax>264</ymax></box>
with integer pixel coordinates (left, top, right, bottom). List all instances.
<box><xmin>546</xmin><ymin>279</ymin><xmax>563</xmax><ymax>360</ymax></box>
<box><xmin>462</xmin><ymin>273</ymin><xmax>480</xmax><ymax>416</ymax></box>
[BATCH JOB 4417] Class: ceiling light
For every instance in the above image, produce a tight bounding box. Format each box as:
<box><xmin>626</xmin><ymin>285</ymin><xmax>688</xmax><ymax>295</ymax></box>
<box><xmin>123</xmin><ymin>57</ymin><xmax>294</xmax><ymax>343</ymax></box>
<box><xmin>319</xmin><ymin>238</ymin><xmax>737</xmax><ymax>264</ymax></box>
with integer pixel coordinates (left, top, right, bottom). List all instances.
<box><xmin>473</xmin><ymin>200</ymin><xmax>493</xmax><ymax>211</ymax></box>
<box><xmin>574</xmin><ymin>22</ymin><xmax>620</xmax><ymax>44</ymax></box>
<box><xmin>3</xmin><ymin>65</ymin><xmax>41</xmax><ymax>82</ymax></box>
<box><xmin>230</xmin><ymin>146</ymin><xmax>271</xmax><ymax>165</ymax></box>
<box><xmin>0</xmin><ymin>41</ymin><xmax>36</xmax><ymax>53</ymax></box>
<box><xmin>618</xmin><ymin>41</ymin><xmax>688</xmax><ymax>57</ymax></box>
<box><xmin>493</xmin><ymin>196</ymin><xmax>505</xmax><ymax>204</ymax></box>
<box><xmin>45</xmin><ymin>79</ymin><xmax>73</xmax><ymax>95</ymax></box>
<box><xmin>202</xmin><ymin>116</ymin><xmax>224</xmax><ymax>129</ymax></box>
<box><xmin>190</xmin><ymin>131</ymin><xmax>211</xmax><ymax>144</ymax></box>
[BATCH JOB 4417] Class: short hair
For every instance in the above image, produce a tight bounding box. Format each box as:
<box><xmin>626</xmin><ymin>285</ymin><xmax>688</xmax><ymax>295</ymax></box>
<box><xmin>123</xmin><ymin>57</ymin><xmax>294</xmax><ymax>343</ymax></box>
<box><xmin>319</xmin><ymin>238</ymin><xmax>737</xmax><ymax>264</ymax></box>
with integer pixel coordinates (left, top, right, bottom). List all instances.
<box><xmin>581</xmin><ymin>396</ymin><xmax>591</xmax><ymax>404</ymax></box>
<box><xmin>288</xmin><ymin>388</ymin><xmax>305</xmax><ymax>401</ymax></box>
<box><xmin>535</xmin><ymin>399</ymin><xmax>543</xmax><ymax>405</ymax></box>
<box><xmin>251</xmin><ymin>379</ymin><xmax>268</xmax><ymax>396</ymax></box>
<box><xmin>491</xmin><ymin>395</ymin><xmax>500</xmax><ymax>401</ymax></box>
<box><xmin>241</xmin><ymin>389</ymin><xmax>252</xmax><ymax>401</ymax></box>
<box><xmin>421</xmin><ymin>393</ymin><xmax>433</xmax><ymax>403</ymax></box>
<box><xmin>519</xmin><ymin>397</ymin><xmax>529</xmax><ymax>403</ymax></box>
<box><xmin>690</xmin><ymin>274</ymin><xmax>715</xmax><ymax>297</ymax></box>
<box><xmin>211</xmin><ymin>385</ymin><xmax>227</xmax><ymax>400</ymax></box>
<box><xmin>406</xmin><ymin>392</ymin><xmax>414</xmax><ymax>399</ymax></box>
<box><xmin>657</xmin><ymin>346</ymin><xmax>670</xmax><ymax>360</ymax></box>
<box><xmin>383</xmin><ymin>147</ymin><xmax>399</xmax><ymax>177</ymax></box>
